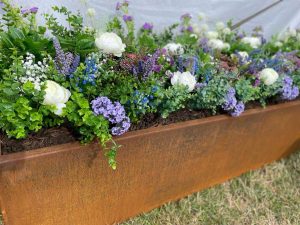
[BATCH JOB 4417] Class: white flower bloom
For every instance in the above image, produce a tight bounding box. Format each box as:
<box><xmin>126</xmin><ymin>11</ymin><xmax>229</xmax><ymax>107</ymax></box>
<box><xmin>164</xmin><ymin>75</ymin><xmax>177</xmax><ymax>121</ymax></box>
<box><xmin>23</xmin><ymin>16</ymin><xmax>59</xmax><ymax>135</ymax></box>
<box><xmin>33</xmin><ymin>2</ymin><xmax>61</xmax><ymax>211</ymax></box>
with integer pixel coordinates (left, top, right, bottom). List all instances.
<box><xmin>241</xmin><ymin>37</ymin><xmax>262</xmax><ymax>48</ymax></box>
<box><xmin>95</xmin><ymin>32</ymin><xmax>126</xmax><ymax>57</ymax></box>
<box><xmin>222</xmin><ymin>27</ymin><xmax>231</xmax><ymax>35</ymax></box>
<box><xmin>208</xmin><ymin>39</ymin><xmax>230</xmax><ymax>50</ymax></box>
<box><xmin>259</xmin><ymin>68</ymin><xmax>279</xmax><ymax>86</ymax></box>
<box><xmin>190</xmin><ymin>34</ymin><xmax>198</xmax><ymax>39</ymax></box>
<box><xmin>200</xmin><ymin>24</ymin><xmax>209</xmax><ymax>32</ymax></box>
<box><xmin>43</xmin><ymin>80</ymin><xmax>71</xmax><ymax>115</ymax></box>
<box><xmin>216</xmin><ymin>22</ymin><xmax>225</xmax><ymax>31</ymax></box>
<box><xmin>237</xmin><ymin>51</ymin><xmax>249</xmax><ymax>60</ymax></box>
<box><xmin>191</xmin><ymin>23</ymin><xmax>201</xmax><ymax>35</ymax></box>
<box><xmin>171</xmin><ymin>71</ymin><xmax>197</xmax><ymax>92</ymax></box>
<box><xmin>198</xmin><ymin>12</ymin><xmax>206</xmax><ymax>21</ymax></box>
<box><xmin>206</xmin><ymin>31</ymin><xmax>218</xmax><ymax>39</ymax></box>
<box><xmin>87</xmin><ymin>8</ymin><xmax>96</xmax><ymax>17</ymax></box>
<box><xmin>274</xmin><ymin>41</ymin><xmax>283</xmax><ymax>47</ymax></box>
<box><xmin>164</xmin><ymin>43</ymin><xmax>184</xmax><ymax>55</ymax></box>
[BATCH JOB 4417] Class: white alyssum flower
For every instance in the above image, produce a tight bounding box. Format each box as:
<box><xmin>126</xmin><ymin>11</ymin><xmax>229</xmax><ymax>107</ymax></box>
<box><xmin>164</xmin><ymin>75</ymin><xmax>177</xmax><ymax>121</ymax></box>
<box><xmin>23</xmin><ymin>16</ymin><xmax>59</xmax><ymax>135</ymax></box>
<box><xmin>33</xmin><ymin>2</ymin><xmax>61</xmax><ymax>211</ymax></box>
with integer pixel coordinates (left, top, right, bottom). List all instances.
<box><xmin>206</xmin><ymin>31</ymin><xmax>218</xmax><ymax>39</ymax></box>
<box><xmin>191</xmin><ymin>23</ymin><xmax>201</xmax><ymax>35</ymax></box>
<box><xmin>241</xmin><ymin>36</ymin><xmax>262</xmax><ymax>48</ymax></box>
<box><xmin>18</xmin><ymin>53</ymin><xmax>50</xmax><ymax>91</ymax></box>
<box><xmin>208</xmin><ymin>39</ymin><xmax>230</xmax><ymax>50</ymax></box>
<box><xmin>164</xmin><ymin>43</ymin><xmax>184</xmax><ymax>55</ymax></box>
<box><xmin>216</xmin><ymin>22</ymin><xmax>225</xmax><ymax>31</ymax></box>
<box><xmin>43</xmin><ymin>80</ymin><xmax>71</xmax><ymax>115</ymax></box>
<box><xmin>87</xmin><ymin>8</ymin><xmax>96</xmax><ymax>17</ymax></box>
<box><xmin>171</xmin><ymin>71</ymin><xmax>197</xmax><ymax>92</ymax></box>
<box><xmin>259</xmin><ymin>68</ymin><xmax>279</xmax><ymax>86</ymax></box>
<box><xmin>95</xmin><ymin>32</ymin><xmax>126</xmax><ymax>57</ymax></box>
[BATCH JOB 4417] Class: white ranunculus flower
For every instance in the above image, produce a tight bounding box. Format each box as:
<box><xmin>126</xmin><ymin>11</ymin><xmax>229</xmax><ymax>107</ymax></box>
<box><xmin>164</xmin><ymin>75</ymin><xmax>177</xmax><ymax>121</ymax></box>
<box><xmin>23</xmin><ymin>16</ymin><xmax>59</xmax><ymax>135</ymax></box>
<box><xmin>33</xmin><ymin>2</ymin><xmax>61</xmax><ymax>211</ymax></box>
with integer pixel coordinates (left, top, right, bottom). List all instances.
<box><xmin>216</xmin><ymin>22</ymin><xmax>225</xmax><ymax>31</ymax></box>
<box><xmin>259</xmin><ymin>68</ymin><xmax>279</xmax><ymax>86</ymax></box>
<box><xmin>208</xmin><ymin>39</ymin><xmax>230</xmax><ymax>50</ymax></box>
<box><xmin>222</xmin><ymin>27</ymin><xmax>231</xmax><ymax>35</ymax></box>
<box><xmin>206</xmin><ymin>31</ymin><xmax>218</xmax><ymax>39</ymax></box>
<box><xmin>87</xmin><ymin>8</ymin><xmax>96</xmax><ymax>17</ymax></box>
<box><xmin>95</xmin><ymin>32</ymin><xmax>126</xmax><ymax>57</ymax></box>
<box><xmin>164</xmin><ymin>43</ymin><xmax>184</xmax><ymax>55</ymax></box>
<box><xmin>43</xmin><ymin>80</ymin><xmax>71</xmax><ymax>115</ymax></box>
<box><xmin>171</xmin><ymin>71</ymin><xmax>196</xmax><ymax>92</ymax></box>
<box><xmin>241</xmin><ymin>37</ymin><xmax>262</xmax><ymax>48</ymax></box>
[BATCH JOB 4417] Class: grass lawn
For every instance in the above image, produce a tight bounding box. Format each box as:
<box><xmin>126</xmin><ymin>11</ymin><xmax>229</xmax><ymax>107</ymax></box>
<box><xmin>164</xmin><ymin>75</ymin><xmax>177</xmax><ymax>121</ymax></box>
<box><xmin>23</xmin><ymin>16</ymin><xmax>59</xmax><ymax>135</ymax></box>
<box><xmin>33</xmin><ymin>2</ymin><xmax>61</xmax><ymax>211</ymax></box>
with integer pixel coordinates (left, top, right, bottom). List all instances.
<box><xmin>1</xmin><ymin>151</ymin><xmax>299</xmax><ymax>225</ymax></box>
<box><xmin>122</xmin><ymin>150</ymin><xmax>300</xmax><ymax>225</ymax></box>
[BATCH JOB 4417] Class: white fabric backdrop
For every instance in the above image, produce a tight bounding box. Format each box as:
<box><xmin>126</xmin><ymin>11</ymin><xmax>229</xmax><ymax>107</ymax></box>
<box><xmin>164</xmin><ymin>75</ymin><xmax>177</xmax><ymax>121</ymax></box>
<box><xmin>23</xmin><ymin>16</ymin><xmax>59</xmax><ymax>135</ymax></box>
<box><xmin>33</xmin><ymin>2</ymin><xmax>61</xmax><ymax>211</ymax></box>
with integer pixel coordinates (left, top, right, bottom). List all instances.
<box><xmin>12</xmin><ymin>0</ymin><xmax>300</xmax><ymax>38</ymax></box>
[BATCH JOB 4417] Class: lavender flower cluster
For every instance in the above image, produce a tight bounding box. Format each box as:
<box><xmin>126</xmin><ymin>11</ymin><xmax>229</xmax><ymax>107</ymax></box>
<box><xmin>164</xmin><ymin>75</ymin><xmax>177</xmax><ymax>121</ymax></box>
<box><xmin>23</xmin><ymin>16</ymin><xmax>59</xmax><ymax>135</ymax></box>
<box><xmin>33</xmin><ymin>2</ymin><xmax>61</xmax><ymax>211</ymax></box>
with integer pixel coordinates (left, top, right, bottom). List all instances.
<box><xmin>53</xmin><ymin>38</ymin><xmax>80</xmax><ymax>76</ymax></box>
<box><xmin>132</xmin><ymin>50</ymin><xmax>162</xmax><ymax>80</ymax></box>
<box><xmin>91</xmin><ymin>97</ymin><xmax>131</xmax><ymax>136</ymax></box>
<box><xmin>21</xmin><ymin>7</ymin><xmax>38</xmax><ymax>15</ymax></box>
<box><xmin>222</xmin><ymin>87</ymin><xmax>245</xmax><ymax>117</ymax></box>
<box><xmin>281</xmin><ymin>76</ymin><xmax>299</xmax><ymax>100</ymax></box>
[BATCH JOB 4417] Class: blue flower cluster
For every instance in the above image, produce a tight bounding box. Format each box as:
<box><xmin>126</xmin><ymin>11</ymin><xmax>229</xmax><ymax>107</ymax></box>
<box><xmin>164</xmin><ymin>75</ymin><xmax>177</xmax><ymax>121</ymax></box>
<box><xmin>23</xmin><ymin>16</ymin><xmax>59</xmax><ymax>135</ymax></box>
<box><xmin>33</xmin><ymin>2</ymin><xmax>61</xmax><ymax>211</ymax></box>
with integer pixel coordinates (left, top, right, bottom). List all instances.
<box><xmin>83</xmin><ymin>57</ymin><xmax>98</xmax><ymax>85</ymax></box>
<box><xmin>178</xmin><ymin>56</ymin><xmax>199</xmax><ymax>75</ymax></box>
<box><xmin>91</xmin><ymin>97</ymin><xmax>131</xmax><ymax>136</ymax></box>
<box><xmin>281</xmin><ymin>76</ymin><xmax>299</xmax><ymax>100</ymax></box>
<box><xmin>222</xmin><ymin>87</ymin><xmax>245</xmax><ymax>117</ymax></box>
<box><xmin>127</xmin><ymin>86</ymin><xmax>159</xmax><ymax>115</ymax></box>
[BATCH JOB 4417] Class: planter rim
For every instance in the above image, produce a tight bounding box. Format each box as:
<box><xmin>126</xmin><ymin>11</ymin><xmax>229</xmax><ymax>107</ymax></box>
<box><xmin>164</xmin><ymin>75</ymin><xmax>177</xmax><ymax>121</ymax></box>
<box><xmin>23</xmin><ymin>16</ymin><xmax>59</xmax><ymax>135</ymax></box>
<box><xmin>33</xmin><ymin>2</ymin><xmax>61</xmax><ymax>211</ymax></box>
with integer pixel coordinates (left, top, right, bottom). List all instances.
<box><xmin>1</xmin><ymin>100</ymin><xmax>299</xmax><ymax>164</ymax></box>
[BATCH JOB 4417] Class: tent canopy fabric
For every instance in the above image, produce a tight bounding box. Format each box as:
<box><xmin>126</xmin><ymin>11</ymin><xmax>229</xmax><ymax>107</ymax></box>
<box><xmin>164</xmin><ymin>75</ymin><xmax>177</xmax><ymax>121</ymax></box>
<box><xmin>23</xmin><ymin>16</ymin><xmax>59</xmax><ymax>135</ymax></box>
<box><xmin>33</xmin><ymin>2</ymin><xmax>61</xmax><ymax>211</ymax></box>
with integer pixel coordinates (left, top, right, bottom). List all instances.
<box><xmin>11</xmin><ymin>0</ymin><xmax>300</xmax><ymax>38</ymax></box>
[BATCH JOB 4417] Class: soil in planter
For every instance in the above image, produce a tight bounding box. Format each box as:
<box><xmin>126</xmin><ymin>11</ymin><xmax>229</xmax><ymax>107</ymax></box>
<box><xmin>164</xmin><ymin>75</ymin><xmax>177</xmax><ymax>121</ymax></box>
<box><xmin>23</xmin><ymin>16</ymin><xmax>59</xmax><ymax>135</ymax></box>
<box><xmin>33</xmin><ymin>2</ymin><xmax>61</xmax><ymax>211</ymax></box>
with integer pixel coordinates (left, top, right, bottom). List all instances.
<box><xmin>0</xmin><ymin>98</ymin><xmax>295</xmax><ymax>155</ymax></box>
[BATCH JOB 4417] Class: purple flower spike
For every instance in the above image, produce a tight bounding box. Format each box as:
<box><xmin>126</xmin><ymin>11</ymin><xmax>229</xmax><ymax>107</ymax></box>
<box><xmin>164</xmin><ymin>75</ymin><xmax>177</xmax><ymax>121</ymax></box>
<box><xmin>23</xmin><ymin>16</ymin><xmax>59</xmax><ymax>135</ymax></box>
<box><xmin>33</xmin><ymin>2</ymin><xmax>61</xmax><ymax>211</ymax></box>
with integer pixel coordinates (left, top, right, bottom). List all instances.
<box><xmin>116</xmin><ymin>2</ymin><xmax>121</xmax><ymax>10</ymax></box>
<box><xmin>123</xmin><ymin>14</ymin><xmax>133</xmax><ymax>22</ymax></box>
<box><xmin>30</xmin><ymin>7</ymin><xmax>38</xmax><ymax>13</ymax></box>
<box><xmin>142</xmin><ymin>22</ymin><xmax>153</xmax><ymax>31</ymax></box>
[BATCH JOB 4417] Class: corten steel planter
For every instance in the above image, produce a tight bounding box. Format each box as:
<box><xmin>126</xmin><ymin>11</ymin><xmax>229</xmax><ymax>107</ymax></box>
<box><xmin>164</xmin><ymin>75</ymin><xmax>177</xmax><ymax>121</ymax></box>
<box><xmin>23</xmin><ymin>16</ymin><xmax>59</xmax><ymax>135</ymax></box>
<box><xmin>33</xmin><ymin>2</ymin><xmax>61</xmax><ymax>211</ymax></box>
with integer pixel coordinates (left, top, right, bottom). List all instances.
<box><xmin>1</xmin><ymin>101</ymin><xmax>300</xmax><ymax>225</ymax></box>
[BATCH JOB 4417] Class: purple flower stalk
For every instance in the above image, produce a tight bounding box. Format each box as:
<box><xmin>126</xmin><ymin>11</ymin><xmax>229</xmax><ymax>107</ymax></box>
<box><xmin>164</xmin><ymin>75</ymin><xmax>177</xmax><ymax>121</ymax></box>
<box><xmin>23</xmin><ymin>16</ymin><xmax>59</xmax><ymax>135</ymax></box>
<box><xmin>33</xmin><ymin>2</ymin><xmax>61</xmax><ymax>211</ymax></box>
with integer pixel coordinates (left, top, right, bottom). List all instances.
<box><xmin>142</xmin><ymin>22</ymin><xmax>153</xmax><ymax>31</ymax></box>
<box><xmin>91</xmin><ymin>97</ymin><xmax>131</xmax><ymax>136</ymax></box>
<box><xmin>281</xmin><ymin>76</ymin><xmax>299</xmax><ymax>100</ymax></box>
<box><xmin>123</xmin><ymin>14</ymin><xmax>133</xmax><ymax>22</ymax></box>
<box><xmin>30</xmin><ymin>7</ymin><xmax>38</xmax><ymax>13</ymax></box>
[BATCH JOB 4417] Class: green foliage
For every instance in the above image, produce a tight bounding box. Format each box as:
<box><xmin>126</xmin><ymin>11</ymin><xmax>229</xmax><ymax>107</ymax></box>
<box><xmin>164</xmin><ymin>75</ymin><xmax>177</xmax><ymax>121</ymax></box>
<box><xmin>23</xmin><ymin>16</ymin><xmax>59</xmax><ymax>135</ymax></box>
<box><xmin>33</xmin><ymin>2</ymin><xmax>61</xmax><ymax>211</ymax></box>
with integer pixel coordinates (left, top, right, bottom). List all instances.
<box><xmin>235</xmin><ymin>77</ymin><xmax>260</xmax><ymax>103</ymax></box>
<box><xmin>159</xmin><ymin>85</ymin><xmax>191</xmax><ymax>118</ymax></box>
<box><xmin>0</xmin><ymin>56</ymin><xmax>58</xmax><ymax>138</ymax></box>
<box><xmin>192</xmin><ymin>75</ymin><xmax>231</xmax><ymax>114</ymax></box>
<box><xmin>44</xmin><ymin>6</ymin><xmax>97</xmax><ymax>58</ymax></box>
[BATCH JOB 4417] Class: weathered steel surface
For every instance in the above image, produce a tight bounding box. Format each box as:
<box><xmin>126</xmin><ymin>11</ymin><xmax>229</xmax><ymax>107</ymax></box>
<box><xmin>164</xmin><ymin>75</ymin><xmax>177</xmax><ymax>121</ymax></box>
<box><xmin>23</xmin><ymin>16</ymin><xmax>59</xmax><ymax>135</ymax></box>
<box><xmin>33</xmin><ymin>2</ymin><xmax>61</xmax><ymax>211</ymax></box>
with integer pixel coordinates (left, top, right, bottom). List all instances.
<box><xmin>1</xmin><ymin>101</ymin><xmax>300</xmax><ymax>225</ymax></box>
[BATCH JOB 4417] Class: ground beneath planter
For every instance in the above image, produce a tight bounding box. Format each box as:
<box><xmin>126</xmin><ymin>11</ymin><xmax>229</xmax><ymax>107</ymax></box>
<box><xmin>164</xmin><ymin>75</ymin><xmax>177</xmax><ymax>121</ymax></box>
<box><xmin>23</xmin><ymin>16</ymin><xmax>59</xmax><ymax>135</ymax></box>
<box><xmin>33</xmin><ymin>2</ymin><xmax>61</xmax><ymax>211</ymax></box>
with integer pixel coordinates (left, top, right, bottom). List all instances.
<box><xmin>0</xmin><ymin>98</ymin><xmax>292</xmax><ymax>155</ymax></box>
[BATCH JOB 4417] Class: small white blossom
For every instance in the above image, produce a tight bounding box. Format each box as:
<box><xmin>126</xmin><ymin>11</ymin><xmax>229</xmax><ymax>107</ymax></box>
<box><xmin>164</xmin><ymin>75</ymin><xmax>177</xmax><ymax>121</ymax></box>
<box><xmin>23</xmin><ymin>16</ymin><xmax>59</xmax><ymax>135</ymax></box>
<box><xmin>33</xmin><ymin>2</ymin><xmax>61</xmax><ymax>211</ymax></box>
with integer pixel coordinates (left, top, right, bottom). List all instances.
<box><xmin>87</xmin><ymin>8</ymin><xmax>96</xmax><ymax>17</ymax></box>
<box><xmin>241</xmin><ymin>37</ymin><xmax>262</xmax><ymax>48</ymax></box>
<box><xmin>208</xmin><ymin>39</ymin><xmax>230</xmax><ymax>50</ymax></box>
<box><xmin>216</xmin><ymin>22</ymin><xmax>225</xmax><ymax>31</ymax></box>
<box><xmin>206</xmin><ymin>31</ymin><xmax>219</xmax><ymax>39</ymax></box>
<box><xmin>164</xmin><ymin>43</ymin><xmax>184</xmax><ymax>55</ymax></box>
